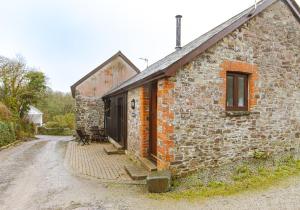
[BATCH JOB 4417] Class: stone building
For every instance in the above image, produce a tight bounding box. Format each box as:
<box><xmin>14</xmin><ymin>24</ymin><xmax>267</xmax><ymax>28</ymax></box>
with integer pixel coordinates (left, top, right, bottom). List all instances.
<box><xmin>71</xmin><ymin>51</ymin><xmax>139</xmax><ymax>134</ymax></box>
<box><xmin>103</xmin><ymin>0</ymin><xmax>300</xmax><ymax>176</ymax></box>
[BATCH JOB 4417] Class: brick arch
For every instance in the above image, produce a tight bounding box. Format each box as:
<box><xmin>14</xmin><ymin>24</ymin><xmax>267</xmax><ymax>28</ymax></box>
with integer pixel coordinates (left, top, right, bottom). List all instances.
<box><xmin>219</xmin><ymin>60</ymin><xmax>259</xmax><ymax>110</ymax></box>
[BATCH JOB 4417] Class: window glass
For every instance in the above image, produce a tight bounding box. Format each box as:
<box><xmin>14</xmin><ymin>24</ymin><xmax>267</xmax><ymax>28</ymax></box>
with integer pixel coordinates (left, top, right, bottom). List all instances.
<box><xmin>227</xmin><ymin>75</ymin><xmax>234</xmax><ymax>107</ymax></box>
<box><xmin>238</xmin><ymin>76</ymin><xmax>245</xmax><ymax>107</ymax></box>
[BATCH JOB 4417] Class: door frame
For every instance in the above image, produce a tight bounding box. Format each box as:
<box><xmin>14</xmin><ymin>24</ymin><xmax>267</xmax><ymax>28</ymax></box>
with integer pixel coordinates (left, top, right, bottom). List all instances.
<box><xmin>148</xmin><ymin>82</ymin><xmax>158</xmax><ymax>164</ymax></box>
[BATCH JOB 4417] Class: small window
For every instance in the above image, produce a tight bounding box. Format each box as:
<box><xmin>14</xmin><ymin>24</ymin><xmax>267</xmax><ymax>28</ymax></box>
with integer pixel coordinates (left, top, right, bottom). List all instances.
<box><xmin>226</xmin><ymin>73</ymin><xmax>248</xmax><ymax>111</ymax></box>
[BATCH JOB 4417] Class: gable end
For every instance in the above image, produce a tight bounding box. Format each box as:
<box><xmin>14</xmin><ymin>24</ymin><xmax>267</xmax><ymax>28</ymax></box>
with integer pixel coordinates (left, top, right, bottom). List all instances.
<box><xmin>71</xmin><ymin>51</ymin><xmax>139</xmax><ymax>97</ymax></box>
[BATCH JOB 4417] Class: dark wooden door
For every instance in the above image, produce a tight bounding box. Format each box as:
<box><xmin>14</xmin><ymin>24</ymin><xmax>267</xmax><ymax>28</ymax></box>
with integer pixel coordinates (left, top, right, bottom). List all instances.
<box><xmin>149</xmin><ymin>82</ymin><xmax>157</xmax><ymax>162</ymax></box>
<box><xmin>117</xmin><ymin>96</ymin><xmax>127</xmax><ymax>149</ymax></box>
<box><xmin>104</xmin><ymin>93</ymin><xmax>127</xmax><ymax>149</ymax></box>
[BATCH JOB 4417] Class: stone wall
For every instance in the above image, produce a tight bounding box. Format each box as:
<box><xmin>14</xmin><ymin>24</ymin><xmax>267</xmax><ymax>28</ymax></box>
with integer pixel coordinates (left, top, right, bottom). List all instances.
<box><xmin>75</xmin><ymin>91</ymin><xmax>104</xmax><ymax>135</ymax></box>
<box><xmin>127</xmin><ymin>86</ymin><xmax>150</xmax><ymax>158</ymax></box>
<box><xmin>74</xmin><ymin>54</ymin><xmax>139</xmax><ymax>135</ymax></box>
<box><xmin>169</xmin><ymin>1</ymin><xmax>300</xmax><ymax>176</ymax></box>
<box><xmin>127</xmin><ymin>87</ymin><xmax>142</xmax><ymax>156</ymax></box>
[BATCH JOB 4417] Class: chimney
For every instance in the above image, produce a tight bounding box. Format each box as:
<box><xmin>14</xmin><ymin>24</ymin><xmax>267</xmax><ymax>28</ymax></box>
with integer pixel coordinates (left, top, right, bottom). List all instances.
<box><xmin>175</xmin><ymin>15</ymin><xmax>182</xmax><ymax>50</ymax></box>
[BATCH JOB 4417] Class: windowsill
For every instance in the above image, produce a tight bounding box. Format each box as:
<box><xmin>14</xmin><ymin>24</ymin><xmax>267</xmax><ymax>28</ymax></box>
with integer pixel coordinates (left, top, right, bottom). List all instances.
<box><xmin>225</xmin><ymin>111</ymin><xmax>251</xmax><ymax>117</ymax></box>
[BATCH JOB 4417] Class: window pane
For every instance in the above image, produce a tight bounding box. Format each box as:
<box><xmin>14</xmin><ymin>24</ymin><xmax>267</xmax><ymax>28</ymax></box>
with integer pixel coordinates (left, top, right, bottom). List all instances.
<box><xmin>238</xmin><ymin>76</ymin><xmax>245</xmax><ymax>107</ymax></box>
<box><xmin>227</xmin><ymin>76</ymin><xmax>234</xmax><ymax>107</ymax></box>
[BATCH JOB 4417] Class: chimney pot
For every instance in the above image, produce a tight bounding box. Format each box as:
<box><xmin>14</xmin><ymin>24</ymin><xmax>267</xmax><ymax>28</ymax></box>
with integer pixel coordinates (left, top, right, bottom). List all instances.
<box><xmin>175</xmin><ymin>15</ymin><xmax>182</xmax><ymax>50</ymax></box>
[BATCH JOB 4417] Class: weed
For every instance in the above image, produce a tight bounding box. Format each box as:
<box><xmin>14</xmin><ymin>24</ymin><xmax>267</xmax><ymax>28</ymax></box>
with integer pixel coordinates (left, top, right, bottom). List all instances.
<box><xmin>149</xmin><ymin>156</ymin><xmax>300</xmax><ymax>201</ymax></box>
<box><xmin>253</xmin><ymin>150</ymin><xmax>269</xmax><ymax>160</ymax></box>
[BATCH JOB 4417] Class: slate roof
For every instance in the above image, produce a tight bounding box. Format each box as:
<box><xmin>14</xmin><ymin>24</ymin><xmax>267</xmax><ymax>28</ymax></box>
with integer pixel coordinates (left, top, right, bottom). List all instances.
<box><xmin>103</xmin><ymin>0</ymin><xmax>300</xmax><ymax>97</ymax></box>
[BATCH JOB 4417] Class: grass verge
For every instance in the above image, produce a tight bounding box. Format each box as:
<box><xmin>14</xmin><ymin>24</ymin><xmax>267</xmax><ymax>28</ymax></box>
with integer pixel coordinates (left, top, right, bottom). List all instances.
<box><xmin>149</xmin><ymin>155</ymin><xmax>300</xmax><ymax>200</ymax></box>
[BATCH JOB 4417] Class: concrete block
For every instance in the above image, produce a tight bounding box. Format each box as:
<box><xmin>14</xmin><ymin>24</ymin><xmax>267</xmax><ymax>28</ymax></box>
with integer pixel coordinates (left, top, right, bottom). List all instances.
<box><xmin>146</xmin><ymin>170</ymin><xmax>171</xmax><ymax>193</ymax></box>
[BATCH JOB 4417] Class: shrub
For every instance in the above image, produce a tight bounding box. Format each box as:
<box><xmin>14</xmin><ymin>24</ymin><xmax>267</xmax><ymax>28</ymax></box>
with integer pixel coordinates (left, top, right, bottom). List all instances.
<box><xmin>38</xmin><ymin>126</ymin><xmax>73</xmax><ymax>136</ymax></box>
<box><xmin>40</xmin><ymin>113</ymin><xmax>75</xmax><ymax>136</ymax></box>
<box><xmin>15</xmin><ymin>119</ymin><xmax>35</xmax><ymax>139</ymax></box>
<box><xmin>53</xmin><ymin>113</ymin><xmax>75</xmax><ymax>129</ymax></box>
<box><xmin>45</xmin><ymin>121</ymin><xmax>61</xmax><ymax>128</ymax></box>
<box><xmin>0</xmin><ymin>121</ymin><xmax>16</xmax><ymax>147</ymax></box>
<box><xmin>0</xmin><ymin>102</ymin><xmax>12</xmax><ymax>121</ymax></box>
<box><xmin>45</xmin><ymin>113</ymin><xmax>75</xmax><ymax>130</ymax></box>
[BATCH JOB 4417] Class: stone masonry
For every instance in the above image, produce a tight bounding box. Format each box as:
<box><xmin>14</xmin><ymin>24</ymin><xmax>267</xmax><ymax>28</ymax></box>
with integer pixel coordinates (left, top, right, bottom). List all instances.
<box><xmin>127</xmin><ymin>79</ymin><xmax>176</xmax><ymax>171</ymax></box>
<box><xmin>127</xmin><ymin>86</ymin><xmax>150</xmax><ymax>158</ymax></box>
<box><xmin>124</xmin><ymin>1</ymin><xmax>300</xmax><ymax>177</ymax></box>
<box><xmin>75</xmin><ymin>92</ymin><xmax>104</xmax><ymax>135</ymax></box>
<box><xmin>168</xmin><ymin>1</ymin><xmax>300</xmax><ymax>176</ymax></box>
<box><xmin>73</xmin><ymin>53</ymin><xmax>138</xmax><ymax>134</ymax></box>
<box><xmin>127</xmin><ymin>87</ymin><xmax>142</xmax><ymax>156</ymax></box>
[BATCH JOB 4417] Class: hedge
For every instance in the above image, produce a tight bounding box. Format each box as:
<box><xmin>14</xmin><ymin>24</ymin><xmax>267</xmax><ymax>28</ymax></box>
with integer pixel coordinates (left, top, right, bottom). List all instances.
<box><xmin>0</xmin><ymin>121</ymin><xmax>16</xmax><ymax>147</ymax></box>
<box><xmin>38</xmin><ymin>127</ymin><xmax>73</xmax><ymax>136</ymax></box>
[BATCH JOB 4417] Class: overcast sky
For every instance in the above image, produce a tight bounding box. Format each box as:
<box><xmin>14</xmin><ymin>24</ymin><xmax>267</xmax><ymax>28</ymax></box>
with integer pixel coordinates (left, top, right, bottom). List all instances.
<box><xmin>0</xmin><ymin>0</ymin><xmax>299</xmax><ymax>92</ymax></box>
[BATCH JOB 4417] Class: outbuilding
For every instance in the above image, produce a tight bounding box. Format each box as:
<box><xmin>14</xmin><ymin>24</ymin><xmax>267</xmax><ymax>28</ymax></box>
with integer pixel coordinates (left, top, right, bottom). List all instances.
<box><xmin>71</xmin><ymin>51</ymin><xmax>139</xmax><ymax>135</ymax></box>
<box><xmin>103</xmin><ymin>0</ymin><xmax>300</xmax><ymax>176</ymax></box>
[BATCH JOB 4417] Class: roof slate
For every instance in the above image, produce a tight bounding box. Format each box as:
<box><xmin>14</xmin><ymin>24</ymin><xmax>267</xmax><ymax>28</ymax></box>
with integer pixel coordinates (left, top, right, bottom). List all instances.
<box><xmin>103</xmin><ymin>0</ymin><xmax>300</xmax><ymax>97</ymax></box>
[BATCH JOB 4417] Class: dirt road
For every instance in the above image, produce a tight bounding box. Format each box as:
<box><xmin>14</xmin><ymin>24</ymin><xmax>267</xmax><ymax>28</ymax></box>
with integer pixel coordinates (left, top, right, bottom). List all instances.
<box><xmin>0</xmin><ymin>136</ymin><xmax>300</xmax><ymax>210</ymax></box>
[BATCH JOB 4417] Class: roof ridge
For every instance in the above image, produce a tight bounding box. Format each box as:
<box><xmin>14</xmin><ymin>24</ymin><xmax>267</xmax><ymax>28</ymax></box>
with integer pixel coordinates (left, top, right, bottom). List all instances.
<box><xmin>104</xmin><ymin>0</ymin><xmax>300</xmax><ymax>97</ymax></box>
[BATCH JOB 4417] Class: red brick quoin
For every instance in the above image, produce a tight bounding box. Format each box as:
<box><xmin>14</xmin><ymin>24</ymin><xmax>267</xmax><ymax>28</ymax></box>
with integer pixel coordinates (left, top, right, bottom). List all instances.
<box><xmin>157</xmin><ymin>78</ymin><xmax>175</xmax><ymax>170</ymax></box>
<box><xmin>139</xmin><ymin>86</ymin><xmax>150</xmax><ymax>158</ymax></box>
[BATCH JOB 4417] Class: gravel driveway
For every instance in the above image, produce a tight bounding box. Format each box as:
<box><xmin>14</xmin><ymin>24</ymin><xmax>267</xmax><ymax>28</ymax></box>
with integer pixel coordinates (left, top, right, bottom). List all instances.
<box><xmin>0</xmin><ymin>135</ymin><xmax>300</xmax><ymax>210</ymax></box>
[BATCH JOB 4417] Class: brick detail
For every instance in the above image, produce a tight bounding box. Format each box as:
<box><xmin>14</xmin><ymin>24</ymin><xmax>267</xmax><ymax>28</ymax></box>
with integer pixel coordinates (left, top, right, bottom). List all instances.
<box><xmin>219</xmin><ymin>60</ymin><xmax>259</xmax><ymax>110</ymax></box>
<box><xmin>139</xmin><ymin>86</ymin><xmax>150</xmax><ymax>158</ymax></box>
<box><xmin>157</xmin><ymin>78</ymin><xmax>175</xmax><ymax>170</ymax></box>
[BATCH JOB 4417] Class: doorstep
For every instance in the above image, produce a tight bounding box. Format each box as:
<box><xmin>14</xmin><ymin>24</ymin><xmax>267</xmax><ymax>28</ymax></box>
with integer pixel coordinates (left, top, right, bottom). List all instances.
<box><xmin>124</xmin><ymin>164</ymin><xmax>149</xmax><ymax>180</ymax></box>
<box><xmin>108</xmin><ymin>137</ymin><xmax>123</xmax><ymax>150</ymax></box>
<box><xmin>138</xmin><ymin>156</ymin><xmax>157</xmax><ymax>172</ymax></box>
<box><xmin>104</xmin><ymin>144</ymin><xmax>125</xmax><ymax>155</ymax></box>
<box><xmin>104</xmin><ymin>137</ymin><xmax>125</xmax><ymax>155</ymax></box>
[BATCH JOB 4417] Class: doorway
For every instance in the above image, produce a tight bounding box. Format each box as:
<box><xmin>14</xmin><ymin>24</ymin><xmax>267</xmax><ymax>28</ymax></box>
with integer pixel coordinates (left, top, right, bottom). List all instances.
<box><xmin>104</xmin><ymin>93</ymin><xmax>127</xmax><ymax>149</ymax></box>
<box><xmin>117</xmin><ymin>95</ymin><xmax>127</xmax><ymax>149</ymax></box>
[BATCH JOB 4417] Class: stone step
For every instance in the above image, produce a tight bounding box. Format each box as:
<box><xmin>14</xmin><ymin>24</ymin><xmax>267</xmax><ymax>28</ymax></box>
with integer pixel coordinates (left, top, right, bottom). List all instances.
<box><xmin>108</xmin><ymin>137</ymin><xmax>123</xmax><ymax>150</ymax></box>
<box><xmin>124</xmin><ymin>164</ymin><xmax>149</xmax><ymax>180</ymax></box>
<box><xmin>138</xmin><ymin>157</ymin><xmax>157</xmax><ymax>172</ymax></box>
<box><xmin>104</xmin><ymin>145</ymin><xmax>125</xmax><ymax>155</ymax></box>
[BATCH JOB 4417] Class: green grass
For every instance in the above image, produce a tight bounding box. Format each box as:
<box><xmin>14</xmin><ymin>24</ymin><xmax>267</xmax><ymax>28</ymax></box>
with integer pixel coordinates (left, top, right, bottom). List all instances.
<box><xmin>149</xmin><ymin>156</ymin><xmax>300</xmax><ymax>200</ymax></box>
